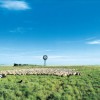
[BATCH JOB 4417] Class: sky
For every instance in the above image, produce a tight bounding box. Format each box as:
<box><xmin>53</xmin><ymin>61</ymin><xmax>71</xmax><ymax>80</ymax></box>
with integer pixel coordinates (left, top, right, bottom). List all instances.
<box><xmin>0</xmin><ymin>0</ymin><xmax>100</xmax><ymax>65</ymax></box>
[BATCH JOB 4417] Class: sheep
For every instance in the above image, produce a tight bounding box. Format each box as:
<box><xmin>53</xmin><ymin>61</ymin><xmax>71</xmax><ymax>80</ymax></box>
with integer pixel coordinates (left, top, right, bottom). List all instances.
<box><xmin>0</xmin><ymin>68</ymin><xmax>80</xmax><ymax>77</ymax></box>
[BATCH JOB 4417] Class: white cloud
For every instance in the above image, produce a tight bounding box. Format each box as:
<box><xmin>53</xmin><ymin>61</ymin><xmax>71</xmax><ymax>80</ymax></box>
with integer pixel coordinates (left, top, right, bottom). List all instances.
<box><xmin>87</xmin><ymin>40</ymin><xmax>100</xmax><ymax>44</ymax></box>
<box><xmin>48</xmin><ymin>56</ymin><xmax>68</xmax><ymax>59</ymax></box>
<box><xmin>0</xmin><ymin>0</ymin><xmax>30</xmax><ymax>10</ymax></box>
<box><xmin>86</xmin><ymin>37</ymin><xmax>96</xmax><ymax>40</ymax></box>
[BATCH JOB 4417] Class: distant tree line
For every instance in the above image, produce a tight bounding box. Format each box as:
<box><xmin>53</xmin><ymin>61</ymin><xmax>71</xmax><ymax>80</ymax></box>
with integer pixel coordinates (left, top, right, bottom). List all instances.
<box><xmin>13</xmin><ymin>63</ymin><xmax>28</xmax><ymax>66</ymax></box>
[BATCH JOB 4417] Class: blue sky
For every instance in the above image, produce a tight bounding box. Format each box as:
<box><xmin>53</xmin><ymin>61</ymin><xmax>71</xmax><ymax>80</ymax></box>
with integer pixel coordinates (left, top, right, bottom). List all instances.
<box><xmin>0</xmin><ymin>0</ymin><xmax>100</xmax><ymax>65</ymax></box>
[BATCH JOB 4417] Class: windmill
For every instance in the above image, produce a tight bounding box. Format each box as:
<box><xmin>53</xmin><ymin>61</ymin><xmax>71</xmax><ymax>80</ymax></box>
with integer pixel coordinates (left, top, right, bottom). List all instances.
<box><xmin>43</xmin><ymin>55</ymin><xmax>48</xmax><ymax>66</ymax></box>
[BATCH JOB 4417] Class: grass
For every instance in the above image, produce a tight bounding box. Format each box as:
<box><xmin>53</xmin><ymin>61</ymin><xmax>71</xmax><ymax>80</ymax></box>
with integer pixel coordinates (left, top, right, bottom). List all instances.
<box><xmin>0</xmin><ymin>66</ymin><xmax>100</xmax><ymax>100</ymax></box>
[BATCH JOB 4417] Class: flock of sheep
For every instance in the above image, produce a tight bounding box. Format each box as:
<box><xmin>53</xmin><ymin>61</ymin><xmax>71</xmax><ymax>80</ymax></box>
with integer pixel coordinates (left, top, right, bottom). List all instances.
<box><xmin>0</xmin><ymin>68</ymin><xmax>80</xmax><ymax>77</ymax></box>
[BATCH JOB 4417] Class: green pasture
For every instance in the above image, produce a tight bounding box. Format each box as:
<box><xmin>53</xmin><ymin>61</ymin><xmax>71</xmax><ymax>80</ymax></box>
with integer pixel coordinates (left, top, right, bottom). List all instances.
<box><xmin>0</xmin><ymin>66</ymin><xmax>100</xmax><ymax>100</ymax></box>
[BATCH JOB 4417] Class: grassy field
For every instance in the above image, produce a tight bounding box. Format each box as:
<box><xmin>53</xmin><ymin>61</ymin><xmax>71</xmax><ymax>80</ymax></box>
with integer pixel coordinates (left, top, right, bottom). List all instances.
<box><xmin>0</xmin><ymin>66</ymin><xmax>100</xmax><ymax>100</ymax></box>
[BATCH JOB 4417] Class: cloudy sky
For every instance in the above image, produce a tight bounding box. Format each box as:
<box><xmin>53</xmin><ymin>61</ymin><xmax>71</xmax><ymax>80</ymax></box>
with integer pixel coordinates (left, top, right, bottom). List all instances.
<box><xmin>0</xmin><ymin>0</ymin><xmax>100</xmax><ymax>65</ymax></box>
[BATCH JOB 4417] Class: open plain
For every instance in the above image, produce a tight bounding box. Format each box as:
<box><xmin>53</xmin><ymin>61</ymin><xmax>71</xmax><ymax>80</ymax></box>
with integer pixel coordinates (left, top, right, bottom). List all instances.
<box><xmin>0</xmin><ymin>65</ymin><xmax>100</xmax><ymax>100</ymax></box>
